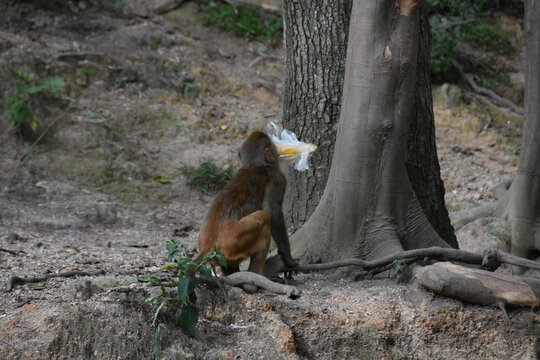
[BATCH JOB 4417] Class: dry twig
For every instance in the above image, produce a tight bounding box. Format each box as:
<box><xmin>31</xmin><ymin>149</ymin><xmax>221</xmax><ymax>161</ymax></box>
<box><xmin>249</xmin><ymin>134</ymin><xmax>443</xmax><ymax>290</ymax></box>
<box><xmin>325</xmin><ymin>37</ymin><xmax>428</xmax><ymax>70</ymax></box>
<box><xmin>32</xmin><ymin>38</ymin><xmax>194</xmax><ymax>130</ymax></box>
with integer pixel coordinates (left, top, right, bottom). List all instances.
<box><xmin>456</xmin><ymin>63</ymin><xmax>524</xmax><ymax>115</ymax></box>
<box><xmin>7</xmin><ymin>269</ymin><xmax>106</xmax><ymax>291</ymax></box>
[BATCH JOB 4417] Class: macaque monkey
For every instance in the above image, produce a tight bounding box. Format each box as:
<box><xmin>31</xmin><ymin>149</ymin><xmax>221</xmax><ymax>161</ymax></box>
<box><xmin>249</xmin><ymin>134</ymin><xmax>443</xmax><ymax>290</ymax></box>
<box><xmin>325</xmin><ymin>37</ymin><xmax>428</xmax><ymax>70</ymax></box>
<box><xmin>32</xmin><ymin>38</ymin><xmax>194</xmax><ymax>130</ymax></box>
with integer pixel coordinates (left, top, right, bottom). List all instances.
<box><xmin>197</xmin><ymin>131</ymin><xmax>297</xmax><ymax>275</ymax></box>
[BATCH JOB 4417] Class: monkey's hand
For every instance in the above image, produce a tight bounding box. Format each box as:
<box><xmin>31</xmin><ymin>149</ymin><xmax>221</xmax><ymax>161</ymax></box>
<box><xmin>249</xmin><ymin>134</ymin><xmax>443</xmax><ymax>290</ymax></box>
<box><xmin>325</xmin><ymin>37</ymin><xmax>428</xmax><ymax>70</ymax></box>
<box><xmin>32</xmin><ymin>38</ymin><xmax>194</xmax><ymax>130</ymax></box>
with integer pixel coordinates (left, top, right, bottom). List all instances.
<box><xmin>281</xmin><ymin>254</ymin><xmax>299</xmax><ymax>268</ymax></box>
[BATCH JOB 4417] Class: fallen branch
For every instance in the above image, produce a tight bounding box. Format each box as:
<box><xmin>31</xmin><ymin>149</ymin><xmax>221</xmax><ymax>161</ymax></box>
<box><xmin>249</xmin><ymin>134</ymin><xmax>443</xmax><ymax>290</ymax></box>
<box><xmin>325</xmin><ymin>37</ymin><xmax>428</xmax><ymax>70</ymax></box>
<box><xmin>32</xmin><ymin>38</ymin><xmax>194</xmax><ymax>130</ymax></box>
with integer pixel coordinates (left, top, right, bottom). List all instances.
<box><xmin>449</xmin><ymin>179</ymin><xmax>512</xmax><ymax>230</ymax></box>
<box><xmin>56</xmin><ymin>51</ymin><xmax>107</xmax><ymax>60</ymax></box>
<box><xmin>222</xmin><ymin>272</ymin><xmax>300</xmax><ymax>297</ymax></box>
<box><xmin>196</xmin><ymin>272</ymin><xmax>300</xmax><ymax>298</ymax></box>
<box><xmin>154</xmin><ymin>271</ymin><xmax>300</xmax><ymax>297</ymax></box>
<box><xmin>450</xmin><ymin>202</ymin><xmax>498</xmax><ymax>230</ymax></box>
<box><xmin>249</xmin><ymin>55</ymin><xmax>282</xmax><ymax>67</ymax></box>
<box><xmin>283</xmin><ymin>247</ymin><xmax>540</xmax><ymax>274</ymax></box>
<box><xmin>224</xmin><ymin>0</ymin><xmax>281</xmax><ymax>13</ymax></box>
<box><xmin>455</xmin><ymin>62</ymin><xmax>524</xmax><ymax>115</ymax></box>
<box><xmin>466</xmin><ymin>95</ymin><xmax>492</xmax><ymax>135</ymax></box>
<box><xmin>416</xmin><ymin>262</ymin><xmax>540</xmax><ymax>313</ymax></box>
<box><xmin>152</xmin><ymin>0</ymin><xmax>185</xmax><ymax>13</ymax></box>
<box><xmin>0</xmin><ymin>248</ymin><xmax>18</xmax><ymax>255</ymax></box>
<box><xmin>7</xmin><ymin>269</ymin><xmax>105</xmax><ymax>291</ymax></box>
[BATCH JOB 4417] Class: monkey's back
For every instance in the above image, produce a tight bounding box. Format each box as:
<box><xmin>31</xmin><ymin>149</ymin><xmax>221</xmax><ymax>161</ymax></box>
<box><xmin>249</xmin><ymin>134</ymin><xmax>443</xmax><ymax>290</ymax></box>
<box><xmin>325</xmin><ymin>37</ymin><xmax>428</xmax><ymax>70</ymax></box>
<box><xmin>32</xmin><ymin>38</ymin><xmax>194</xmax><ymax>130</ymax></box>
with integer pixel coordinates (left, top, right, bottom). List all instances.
<box><xmin>198</xmin><ymin>167</ymin><xmax>270</xmax><ymax>251</ymax></box>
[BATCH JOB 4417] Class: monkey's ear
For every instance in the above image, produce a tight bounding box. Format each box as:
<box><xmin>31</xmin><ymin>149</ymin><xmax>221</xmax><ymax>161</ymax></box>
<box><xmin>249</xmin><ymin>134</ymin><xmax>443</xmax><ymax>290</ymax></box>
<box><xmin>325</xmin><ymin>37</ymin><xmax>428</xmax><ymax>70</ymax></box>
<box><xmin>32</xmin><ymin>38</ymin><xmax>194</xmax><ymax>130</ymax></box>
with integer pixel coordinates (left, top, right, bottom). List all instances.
<box><xmin>264</xmin><ymin>146</ymin><xmax>274</xmax><ymax>163</ymax></box>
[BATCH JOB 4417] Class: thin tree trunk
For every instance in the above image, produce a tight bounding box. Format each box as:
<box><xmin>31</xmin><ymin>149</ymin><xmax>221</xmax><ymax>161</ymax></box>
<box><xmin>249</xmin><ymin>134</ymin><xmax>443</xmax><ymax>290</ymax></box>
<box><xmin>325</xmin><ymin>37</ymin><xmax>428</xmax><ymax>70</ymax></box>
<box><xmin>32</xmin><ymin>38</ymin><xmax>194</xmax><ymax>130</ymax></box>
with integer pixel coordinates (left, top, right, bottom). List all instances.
<box><xmin>281</xmin><ymin>0</ymin><xmax>352</xmax><ymax>232</ymax></box>
<box><xmin>292</xmin><ymin>0</ymin><xmax>450</xmax><ymax>263</ymax></box>
<box><xmin>503</xmin><ymin>0</ymin><xmax>540</xmax><ymax>268</ymax></box>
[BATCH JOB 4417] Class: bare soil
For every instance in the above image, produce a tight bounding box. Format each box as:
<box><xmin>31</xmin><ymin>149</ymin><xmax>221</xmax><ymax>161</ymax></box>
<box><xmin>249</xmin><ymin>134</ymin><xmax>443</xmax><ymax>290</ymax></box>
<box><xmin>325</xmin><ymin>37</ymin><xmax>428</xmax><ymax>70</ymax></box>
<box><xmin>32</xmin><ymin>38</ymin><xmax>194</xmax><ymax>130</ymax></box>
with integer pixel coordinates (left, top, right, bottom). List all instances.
<box><xmin>0</xmin><ymin>2</ymin><xmax>538</xmax><ymax>359</ymax></box>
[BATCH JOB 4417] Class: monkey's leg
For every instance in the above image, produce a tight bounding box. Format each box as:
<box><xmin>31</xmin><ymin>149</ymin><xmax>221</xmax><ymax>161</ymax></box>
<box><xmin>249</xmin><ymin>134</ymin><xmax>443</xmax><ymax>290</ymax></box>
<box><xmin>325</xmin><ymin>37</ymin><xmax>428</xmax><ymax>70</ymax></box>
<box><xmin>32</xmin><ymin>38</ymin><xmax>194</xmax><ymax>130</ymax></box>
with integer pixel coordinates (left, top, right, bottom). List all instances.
<box><xmin>247</xmin><ymin>213</ymin><xmax>271</xmax><ymax>274</ymax></box>
<box><xmin>220</xmin><ymin>210</ymin><xmax>271</xmax><ymax>274</ymax></box>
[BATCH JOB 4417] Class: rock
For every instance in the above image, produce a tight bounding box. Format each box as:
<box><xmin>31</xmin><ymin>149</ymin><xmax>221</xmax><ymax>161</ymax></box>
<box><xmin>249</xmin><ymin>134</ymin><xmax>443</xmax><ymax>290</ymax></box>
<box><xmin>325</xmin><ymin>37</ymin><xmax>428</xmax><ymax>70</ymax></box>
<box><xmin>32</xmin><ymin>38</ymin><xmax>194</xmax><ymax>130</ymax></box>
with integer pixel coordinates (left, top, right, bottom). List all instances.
<box><xmin>433</xmin><ymin>83</ymin><xmax>463</xmax><ymax>108</ymax></box>
<box><xmin>153</xmin><ymin>0</ymin><xmax>185</xmax><ymax>14</ymax></box>
<box><xmin>509</xmin><ymin>72</ymin><xmax>525</xmax><ymax>91</ymax></box>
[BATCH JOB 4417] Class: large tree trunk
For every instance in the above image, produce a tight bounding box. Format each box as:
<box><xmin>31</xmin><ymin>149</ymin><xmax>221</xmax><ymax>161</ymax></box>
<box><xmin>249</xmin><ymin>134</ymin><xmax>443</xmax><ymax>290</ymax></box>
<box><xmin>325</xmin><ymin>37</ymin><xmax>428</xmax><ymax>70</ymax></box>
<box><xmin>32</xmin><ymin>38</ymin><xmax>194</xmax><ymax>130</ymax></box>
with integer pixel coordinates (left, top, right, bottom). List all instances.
<box><xmin>406</xmin><ymin>0</ymin><xmax>457</xmax><ymax>248</ymax></box>
<box><xmin>282</xmin><ymin>0</ymin><xmax>456</xmax><ymax>248</ymax></box>
<box><xmin>503</xmin><ymin>0</ymin><xmax>540</xmax><ymax>267</ymax></box>
<box><xmin>281</xmin><ymin>0</ymin><xmax>352</xmax><ymax>233</ymax></box>
<box><xmin>291</xmin><ymin>0</ymin><xmax>452</xmax><ymax>263</ymax></box>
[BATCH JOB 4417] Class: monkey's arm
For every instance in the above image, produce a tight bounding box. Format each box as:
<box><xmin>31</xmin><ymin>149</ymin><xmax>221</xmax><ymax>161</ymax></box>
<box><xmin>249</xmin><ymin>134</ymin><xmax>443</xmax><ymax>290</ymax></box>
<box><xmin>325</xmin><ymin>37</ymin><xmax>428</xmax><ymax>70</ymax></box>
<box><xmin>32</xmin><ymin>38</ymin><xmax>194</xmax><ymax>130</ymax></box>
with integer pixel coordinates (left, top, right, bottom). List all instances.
<box><xmin>268</xmin><ymin>205</ymin><xmax>298</xmax><ymax>267</ymax></box>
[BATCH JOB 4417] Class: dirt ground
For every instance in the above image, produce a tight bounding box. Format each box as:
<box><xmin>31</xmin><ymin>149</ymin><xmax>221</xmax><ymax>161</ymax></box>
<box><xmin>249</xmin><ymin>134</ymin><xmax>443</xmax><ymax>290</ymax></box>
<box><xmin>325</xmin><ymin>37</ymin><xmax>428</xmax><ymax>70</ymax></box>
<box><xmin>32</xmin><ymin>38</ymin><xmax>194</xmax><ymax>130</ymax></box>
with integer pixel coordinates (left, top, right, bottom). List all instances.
<box><xmin>0</xmin><ymin>1</ymin><xmax>538</xmax><ymax>359</ymax></box>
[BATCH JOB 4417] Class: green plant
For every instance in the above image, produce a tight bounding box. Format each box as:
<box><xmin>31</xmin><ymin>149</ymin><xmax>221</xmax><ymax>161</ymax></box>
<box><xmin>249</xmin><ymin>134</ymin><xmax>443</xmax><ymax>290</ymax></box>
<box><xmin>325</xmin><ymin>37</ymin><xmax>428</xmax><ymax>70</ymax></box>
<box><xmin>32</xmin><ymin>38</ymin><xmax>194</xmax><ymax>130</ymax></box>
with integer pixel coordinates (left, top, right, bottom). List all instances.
<box><xmin>427</xmin><ymin>0</ymin><xmax>524</xmax><ymax>17</ymax></box>
<box><xmin>179</xmin><ymin>160</ymin><xmax>235</xmax><ymax>193</ymax></box>
<box><xmin>430</xmin><ymin>19</ymin><xmax>459</xmax><ymax>83</ymax></box>
<box><xmin>138</xmin><ymin>239</ymin><xmax>226</xmax><ymax>358</ymax></box>
<box><xmin>488</xmin><ymin>229</ymin><xmax>511</xmax><ymax>249</ymax></box>
<box><xmin>88</xmin><ymin>111</ymin><xmax>115</xmax><ymax>140</ymax></box>
<box><xmin>3</xmin><ymin>62</ymin><xmax>65</xmax><ymax>131</ymax></box>
<box><xmin>200</xmin><ymin>1</ymin><xmax>282</xmax><ymax>40</ymax></box>
<box><xmin>457</xmin><ymin>23</ymin><xmax>513</xmax><ymax>55</ymax></box>
<box><xmin>391</xmin><ymin>259</ymin><xmax>407</xmax><ymax>277</ymax></box>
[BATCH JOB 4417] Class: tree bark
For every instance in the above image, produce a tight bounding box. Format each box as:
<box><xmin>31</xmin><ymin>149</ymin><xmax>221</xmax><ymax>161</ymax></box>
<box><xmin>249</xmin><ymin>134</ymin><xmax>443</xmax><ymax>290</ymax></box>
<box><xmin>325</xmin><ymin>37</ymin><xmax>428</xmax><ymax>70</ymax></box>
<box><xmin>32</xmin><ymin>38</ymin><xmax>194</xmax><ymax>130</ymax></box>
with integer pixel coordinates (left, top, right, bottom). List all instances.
<box><xmin>281</xmin><ymin>0</ymin><xmax>352</xmax><ymax>232</ymax></box>
<box><xmin>406</xmin><ymin>0</ymin><xmax>457</xmax><ymax>248</ymax></box>
<box><xmin>291</xmin><ymin>0</ymin><xmax>452</xmax><ymax>263</ymax></box>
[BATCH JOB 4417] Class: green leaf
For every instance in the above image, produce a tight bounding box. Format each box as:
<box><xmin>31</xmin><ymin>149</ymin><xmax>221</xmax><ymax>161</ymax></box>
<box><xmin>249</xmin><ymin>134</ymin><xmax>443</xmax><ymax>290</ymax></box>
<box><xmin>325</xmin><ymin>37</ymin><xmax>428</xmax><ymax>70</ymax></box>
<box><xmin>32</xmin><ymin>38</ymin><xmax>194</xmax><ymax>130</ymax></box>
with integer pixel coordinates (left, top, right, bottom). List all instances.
<box><xmin>148</xmin><ymin>296</ymin><xmax>164</xmax><ymax>304</ymax></box>
<box><xmin>29</xmin><ymin>284</ymin><xmax>45</xmax><ymax>290</ymax></box>
<box><xmin>136</xmin><ymin>275</ymin><xmax>162</xmax><ymax>283</ymax></box>
<box><xmin>176</xmin><ymin>305</ymin><xmax>198</xmax><ymax>331</ymax></box>
<box><xmin>88</xmin><ymin>111</ymin><xmax>107</xmax><ymax>121</ymax></box>
<box><xmin>177</xmin><ymin>276</ymin><xmax>196</xmax><ymax>304</ymax></box>
<box><xmin>155</xmin><ymin>322</ymin><xmax>168</xmax><ymax>359</ymax></box>
<box><xmin>81</xmin><ymin>188</ymin><xmax>92</xmax><ymax>195</ymax></box>
<box><xmin>106</xmin><ymin>128</ymin><xmax>114</xmax><ymax>141</ymax></box>
<box><xmin>166</xmin><ymin>238</ymin><xmax>179</xmax><ymax>261</ymax></box>
<box><xmin>199</xmin><ymin>265</ymin><xmax>213</xmax><ymax>280</ymax></box>
<box><xmin>128</xmin><ymin>243</ymin><xmax>149</xmax><ymax>248</ymax></box>
<box><xmin>215</xmin><ymin>253</ymin><xmax>227</xmax><ymax>267</ymax></box>
<box><xmin>160</xmin><ymin>263</ymin><xmax>175</xmax><ymax>271</ymax></box>
<box><xmin>153</xmin><ymin>176</ymin><xmax>170</xmax><ymax>184</ymax></box>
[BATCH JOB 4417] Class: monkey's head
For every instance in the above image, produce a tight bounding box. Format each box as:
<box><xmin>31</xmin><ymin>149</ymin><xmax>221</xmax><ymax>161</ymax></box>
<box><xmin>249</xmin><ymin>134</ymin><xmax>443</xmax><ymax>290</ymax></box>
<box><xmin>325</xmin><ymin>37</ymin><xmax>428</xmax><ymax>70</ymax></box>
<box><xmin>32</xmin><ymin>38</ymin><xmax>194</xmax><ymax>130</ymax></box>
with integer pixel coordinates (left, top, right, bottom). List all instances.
<box><xmin>239</xmin><ymin>131</ymin><xmax>278</xmax><ymax>169</ymax></box>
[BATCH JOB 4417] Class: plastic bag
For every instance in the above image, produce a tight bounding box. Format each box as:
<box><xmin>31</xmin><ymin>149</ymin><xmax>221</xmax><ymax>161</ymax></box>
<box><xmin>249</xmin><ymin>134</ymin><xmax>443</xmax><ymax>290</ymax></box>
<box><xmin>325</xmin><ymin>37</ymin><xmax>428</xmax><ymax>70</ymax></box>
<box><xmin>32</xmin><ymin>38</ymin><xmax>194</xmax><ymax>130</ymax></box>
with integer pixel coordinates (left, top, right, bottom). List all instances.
<box><xmin>266</xmin><ymin>122</ymin><xmax>317</xmax><ymax>171</ymax></box>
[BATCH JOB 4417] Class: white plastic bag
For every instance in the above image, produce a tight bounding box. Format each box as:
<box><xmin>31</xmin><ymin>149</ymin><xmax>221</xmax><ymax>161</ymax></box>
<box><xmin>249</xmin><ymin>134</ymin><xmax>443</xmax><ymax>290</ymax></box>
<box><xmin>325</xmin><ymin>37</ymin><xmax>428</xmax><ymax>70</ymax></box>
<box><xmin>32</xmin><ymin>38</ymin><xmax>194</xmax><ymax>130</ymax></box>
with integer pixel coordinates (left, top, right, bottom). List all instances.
<box><xmin>266</xmin><ymin>122</ymin><xmax>317</xmax><ymax>171</ymax></box>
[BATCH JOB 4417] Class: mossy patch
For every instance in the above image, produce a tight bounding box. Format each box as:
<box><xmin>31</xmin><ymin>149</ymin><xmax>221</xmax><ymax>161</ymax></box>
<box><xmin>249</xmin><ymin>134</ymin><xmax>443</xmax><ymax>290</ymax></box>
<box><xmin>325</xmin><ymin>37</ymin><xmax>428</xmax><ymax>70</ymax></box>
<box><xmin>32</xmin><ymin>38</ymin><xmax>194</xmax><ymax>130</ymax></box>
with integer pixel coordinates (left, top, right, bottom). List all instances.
<box><xmin>125</xmin><ymin>104</ymin><xmax>181</xmax><ymax>138</ymax></box>
<box><xmin>99</xmin><ymin>180</ymin><xmax>164</xmax><ymax>204</ymax></box>
<box><xmin>49</xmin><ymin>150</ymin><xmax>112</xmax><ymax>187</ymax></box>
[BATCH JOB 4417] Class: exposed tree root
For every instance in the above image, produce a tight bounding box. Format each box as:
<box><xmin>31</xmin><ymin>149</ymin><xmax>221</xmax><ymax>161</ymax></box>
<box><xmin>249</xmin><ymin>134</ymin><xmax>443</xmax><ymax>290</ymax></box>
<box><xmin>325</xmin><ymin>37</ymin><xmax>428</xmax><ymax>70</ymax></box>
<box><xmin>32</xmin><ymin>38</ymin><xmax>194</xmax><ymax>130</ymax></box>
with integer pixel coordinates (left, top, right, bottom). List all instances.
<box><xmin>456</xmin><ymin>62</ymin><xmax>524</xmax><ymax>115</ymax></box>
<box><xmin>280</xmin><ymin>247</ymin><xmax>540</xmax><ymax>274</ymax></box>
<box><xmin>6</xmin><ymin>269</ymin><xmax>106</xmax><ymax>291</ymax></box>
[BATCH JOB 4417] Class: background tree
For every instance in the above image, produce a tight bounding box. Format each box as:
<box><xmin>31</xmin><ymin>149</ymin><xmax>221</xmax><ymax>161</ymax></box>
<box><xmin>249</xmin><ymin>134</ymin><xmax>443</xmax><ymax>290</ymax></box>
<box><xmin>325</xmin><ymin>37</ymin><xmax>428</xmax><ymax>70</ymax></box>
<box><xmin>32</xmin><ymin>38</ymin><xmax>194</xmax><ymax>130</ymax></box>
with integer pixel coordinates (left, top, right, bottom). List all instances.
<box><xmin>498</xmin><ymin>0</ymin><xmax>540</xmax><ymax>268</ymax></box>
<box><xmin>283</xmin><ymin>0</ymin><xmax>456</xmax><ymax>263</ymax></box>
<box><xmin>448</xmin><ymin>0</ymin><xmax>540</xmax><ymax>270</ymax></box>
